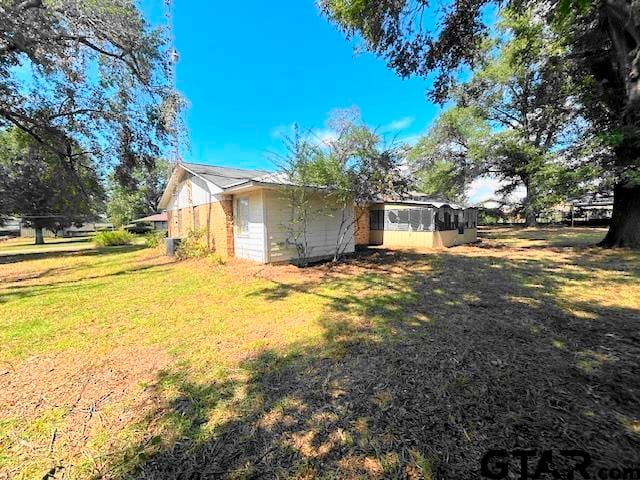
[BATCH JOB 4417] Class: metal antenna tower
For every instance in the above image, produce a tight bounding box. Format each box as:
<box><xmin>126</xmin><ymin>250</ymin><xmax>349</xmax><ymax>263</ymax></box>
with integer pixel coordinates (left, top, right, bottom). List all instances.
<box><xmin>164</xmin><ymin>0</ymin><xmax>180</xmax><ymax>174</ymax></box>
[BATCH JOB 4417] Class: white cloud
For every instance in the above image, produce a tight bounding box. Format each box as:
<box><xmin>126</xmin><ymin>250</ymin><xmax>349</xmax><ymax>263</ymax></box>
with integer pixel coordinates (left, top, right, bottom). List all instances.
<box><xmin>270</xmin><ymin>123</ymin><xmax>295</xmax><ymax>139</ymax></box>
<box><xmin>467</xmin><ymin>175</ymin><xmax>527</xmax><ymax>204</ymax></box>
<box><xmin>309</xmin><ymin>128</ymin><xmax>338</xmax><ymax>146</ymax></box>
<box><xmin>270</xmin><ymin>124</ymin><xmax>338</xmax><ymax>147</ymax></box>
<box><xmin>383</xmin><ymin>116</ymin><xmax>415</xmax><ymax>131</ymax></box>
<box><xmin>468</xmin><ymin>176</ymin><xmax>503</xmax><ymax>204</ymax></box>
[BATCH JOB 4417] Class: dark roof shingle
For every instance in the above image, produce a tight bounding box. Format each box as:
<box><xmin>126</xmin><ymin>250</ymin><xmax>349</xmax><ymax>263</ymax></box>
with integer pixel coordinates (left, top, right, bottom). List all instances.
<box><xmin>181</xmin><ymin>162</ymin><xmax>271</xmax><ymax>188</ymax></box>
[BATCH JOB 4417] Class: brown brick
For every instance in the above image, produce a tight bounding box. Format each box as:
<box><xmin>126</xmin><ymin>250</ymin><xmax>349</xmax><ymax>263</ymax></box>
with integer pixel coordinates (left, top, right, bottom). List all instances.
<box><xmin>355</xmin><ymin>205</ymin><xmax>370</xmax><ymax>246</ymax></box>
<box><xmin>170</xmin><ymin>196</ymin><xmax>235</xmax><ymax>259</ymax></box>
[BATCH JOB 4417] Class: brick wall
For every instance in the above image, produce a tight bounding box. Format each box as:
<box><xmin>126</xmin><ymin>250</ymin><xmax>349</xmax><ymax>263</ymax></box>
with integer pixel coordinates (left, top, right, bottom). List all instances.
<box><xmin>169</xmin><ymin>196</ymin><xmax>235</xmax><ymax>259</ymax></box>
<box><xmin>355</xmin><ymin>205</ymin><xmax>370</xmax><ymax>246</ymax></box>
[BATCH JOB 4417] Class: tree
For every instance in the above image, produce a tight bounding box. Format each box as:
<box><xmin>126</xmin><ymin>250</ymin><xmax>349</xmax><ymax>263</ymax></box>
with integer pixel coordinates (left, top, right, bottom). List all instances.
<box><xmin>408</xmin><ymin>10</ymin><xmax>594</xmax><ymax>225</ymax></box>
<box><xmin>563</xmin><ymin>0</ymin><xmax>640</xmax><ymax>246</ymax></box>
<box><xmin>0</xmin><ymin>128</ymin><xmax>105</xmax><ymax>244</ymax></box>
<box><xmin>407</xmin><ymin>106</ymin><xmax>489</xmax><ymax>202</ymax></box>
<box><xmin>281</xmin><ymin>109</ymin><xmax>409</xmax><ymax>263</ymax></box>
<box><xmin>320</xmin><ymin>0</ymin><xmax>640</xmax><ymax>247</ymax></box>
<box><xmin>0</xmin><ymin>0</ymin><xmax>182</xmax><ymax>181</ymax></box>
<box><xmin>273</xmin><ymin>126</ymin><xmax>323</xmax><ymax>266</ymax></box>
<box><xmin>106</xmin><ymin>159</ymin><xmax>169</xmax><ymax>227</ymax></box>
<box><xmin>463</xmin><ymin>10</ymin><xmax>592</xmax><ymax>226</ymax></box>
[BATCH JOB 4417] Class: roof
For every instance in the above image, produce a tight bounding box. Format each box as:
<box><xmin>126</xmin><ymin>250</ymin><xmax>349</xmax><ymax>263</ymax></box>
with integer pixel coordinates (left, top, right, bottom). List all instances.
<box><xmin>158</xmin><ymin>162</ymin><xmax>276</xmax><ymax>208</ymax></box>
<box><xmin>158</xmin><ymin>162</ymin><xmax>473</xmax><ymax>210</ymax></box>
<box><xmin>475</xmin><ymin>198</ymin><xmax>508</xmax><ymax>209</ymax></box>
<box><xmin>180</xmin><ymin>162</ymin><xmax>271</xmax><ymax>188</ymax></box>
<box><xmin>381</xmin><ymin>199</ymin><xmax>467</xmax><ymax>209</ymax></box>
<box><xmin>378</xmin><ymin>192</ymin><xmax>471</xmax><ymax>210</ymax></box>
<box><xmin>567</xmin><ymin>192</ymin><xmax>614</xmax><ymax>207</ymax></box>
<box><xmin>132</xmin><ymin>213</ymin><xmax>168</xmax><ymax>223</ymax></box>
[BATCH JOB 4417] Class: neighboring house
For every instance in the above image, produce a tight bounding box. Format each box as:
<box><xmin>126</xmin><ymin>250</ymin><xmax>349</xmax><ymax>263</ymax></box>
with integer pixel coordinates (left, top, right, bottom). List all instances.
<box><xmin>128</xmin><ymin>213</ymin><xmax>168</xmax><ymax>232</ymax></box>
<box><xmin>475</xmin><ymin>198</ymin><xmax>520</xmax><ymax>224</ymax></box>
<box><xmin>158</xmin><ymin>162</ymin><xmax>478</xmax><ymax>264</ymax></box>
<box><xmin>0</xmin><ymin>217</ymin><xmax>20</xmax><ymax>237</ymax></box>
<box><xmin>20</xmin><ymin>220</ymin><xmax>114</xmax><ymax>238</ymax></box>
<box><xmin>558</xmin><ymin>193</ymin><xmax>614</xmax><ymax>225</ymax></box>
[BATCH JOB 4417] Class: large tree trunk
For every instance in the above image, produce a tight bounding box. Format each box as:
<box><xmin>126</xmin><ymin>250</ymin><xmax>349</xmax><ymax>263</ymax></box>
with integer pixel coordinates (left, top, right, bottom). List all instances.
<box><xmin>522</xmin><ymin>182</ymin><xmax>537</xmax><ymax>227</ymax></box>
<box><xmin>588</xmin><ymin>2</ymin><xmax>640</xmax><ymax>248</ymax></box>
<box><xmin>524</xmin><ymin>210</ymin><xmax>537</xmax><ymax>227</ymax></box>
<box><xmin>598</xmin><ymin>182</ymin><xmax>640</xmax><ymax>248</ymax></box>
<box><xmin>34</xmin><ymin>226</ymin><xmax>45</xmax><ymax>245</ymax></box>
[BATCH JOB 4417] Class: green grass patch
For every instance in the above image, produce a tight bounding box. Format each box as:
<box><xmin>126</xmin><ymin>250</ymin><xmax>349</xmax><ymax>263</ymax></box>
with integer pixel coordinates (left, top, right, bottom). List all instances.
<box><xmin>0</xmin><ymin>228</ymin><xmax>639</xmax><ymax>479</ymax></box>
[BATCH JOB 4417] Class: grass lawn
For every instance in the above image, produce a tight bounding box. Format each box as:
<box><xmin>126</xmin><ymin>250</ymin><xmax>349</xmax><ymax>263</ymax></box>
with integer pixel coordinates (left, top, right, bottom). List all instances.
<box><xmin>0</xmin><ymin>228</ymin><xmax>639</xmax><ymax>479</ymax></box>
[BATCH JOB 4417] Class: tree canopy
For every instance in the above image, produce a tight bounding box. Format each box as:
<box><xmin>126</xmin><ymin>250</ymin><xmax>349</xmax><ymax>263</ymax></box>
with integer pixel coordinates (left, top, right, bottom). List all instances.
<box><xmin>106</xmin><ymin>159</ymin><xmax>169</xmax><ymax>227</ymax></box>
<box><xmin>276</xmin><ymin>109</ymin><xmax>409</xmax><ymax>263</ymax></box>
<box><xmin>407</xmin><ymin>106</ymin><xmax>489</xmax><ymax>202</ymax></box>
<box><xmin>409</xmin><ymin>9</ymin><xmax>598</xmax><ymax>224</ymax></box>
<box><xmin>0</xmin><ymin>128</ymin><xmax>105</xmax><ymax>244</ymax></box>
<box><xmin>0</xmin><ymin>0</ymin><xmax>182</xmax><ymax>180</ymax></box>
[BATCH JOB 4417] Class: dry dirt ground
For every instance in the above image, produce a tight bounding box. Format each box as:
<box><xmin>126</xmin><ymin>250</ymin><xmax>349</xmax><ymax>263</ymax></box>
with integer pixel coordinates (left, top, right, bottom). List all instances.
<box><xmin>1</xmin><ymin>227</ymin><xmax>639</xmax><ymax>479</ymax></box>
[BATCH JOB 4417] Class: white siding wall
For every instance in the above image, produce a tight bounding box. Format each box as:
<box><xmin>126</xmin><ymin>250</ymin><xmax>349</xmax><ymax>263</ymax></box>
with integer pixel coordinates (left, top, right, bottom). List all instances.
<box><xmin>233</xmin><ymin>190</ymin><xmax>266</xmax><ymax>262</ymax></box>
<box><xmin>264</xmin><ymin>190</ymin><xmax>355</xmax><ymax>263</ymax></box>
<box><xmin>166</xmin><ymin>175</ymin><xmax>222</xmax><ymax>211</ymax></box>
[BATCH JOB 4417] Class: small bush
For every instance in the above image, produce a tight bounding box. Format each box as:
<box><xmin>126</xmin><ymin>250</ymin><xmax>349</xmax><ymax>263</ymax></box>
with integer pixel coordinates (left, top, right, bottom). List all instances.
<box><xmin>125</xmin><ymin>222</ymin><xmax>154</xmax><ymax>234</ymax></box>
<box><xmin>144</xmin><ymin>231</ymin><xmax>166</xmax><ymax>248</ymax></box>
<box><xmin>94</xmin><ymin>230</ymin><xmax>134</xmax><ymax>247</ymax></box>
<box><xmin>176</xmin><ymin>229</ymin><xmax>210</xmax><ymax>259</ymax></box>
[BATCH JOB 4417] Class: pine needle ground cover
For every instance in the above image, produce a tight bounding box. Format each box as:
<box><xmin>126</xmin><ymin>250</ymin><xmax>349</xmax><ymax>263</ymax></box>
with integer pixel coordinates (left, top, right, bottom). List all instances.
<box><xmin>0</xmin><ymin>228</ymin><xmax>638</xmax><ymax>479</ymax></box>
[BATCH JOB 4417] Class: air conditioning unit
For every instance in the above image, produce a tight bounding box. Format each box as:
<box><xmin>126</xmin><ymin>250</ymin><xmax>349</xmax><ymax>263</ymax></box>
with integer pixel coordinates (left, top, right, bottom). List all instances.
<box><xmin>165</xmin><ymin>237</ymin><xmax>182</xmax><ymax>256</ymax></box>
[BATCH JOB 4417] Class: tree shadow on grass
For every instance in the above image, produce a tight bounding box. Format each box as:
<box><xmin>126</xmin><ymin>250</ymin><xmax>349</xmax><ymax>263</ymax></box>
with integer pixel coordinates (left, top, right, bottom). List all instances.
<box><xmin>0</xmin><ymin>246</ymin><xmax>165</xmax><ymax>304</ymax></box>
<box><xmin>120</xmin><ymin>248</ymin><xmax>640</xmax><ymax>479</ymax></box>
<box><xmin>0</xmin><ymin>243</ymin><xmax>147</xmax><ymax>265</ymax></box>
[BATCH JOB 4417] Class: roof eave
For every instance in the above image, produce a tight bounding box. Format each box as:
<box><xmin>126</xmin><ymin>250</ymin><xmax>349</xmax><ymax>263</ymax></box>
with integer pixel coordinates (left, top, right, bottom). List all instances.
<box><xmin>222</xmin><ymin>180</ymin><xmax>287</xmax><ymax>194</ymax></box>
<box><xmin>159</xmin><ymin>163</ymin><xmax>221</xmax><ymax>209</ymax></box>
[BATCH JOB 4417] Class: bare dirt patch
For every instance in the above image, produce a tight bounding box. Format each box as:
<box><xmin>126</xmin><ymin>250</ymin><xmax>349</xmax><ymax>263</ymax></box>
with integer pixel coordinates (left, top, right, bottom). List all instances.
<box><xmin>0</xmin><ymin>346</ymin><xmax>172</xmax><ymax>478</ymax></box>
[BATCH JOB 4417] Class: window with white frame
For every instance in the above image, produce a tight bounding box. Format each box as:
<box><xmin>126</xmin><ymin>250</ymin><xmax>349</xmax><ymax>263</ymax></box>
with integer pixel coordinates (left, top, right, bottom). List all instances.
<box><xmin>236</xmin><ymin>197</ymin><xmax>249</xmax><ymax>235</ymax></box>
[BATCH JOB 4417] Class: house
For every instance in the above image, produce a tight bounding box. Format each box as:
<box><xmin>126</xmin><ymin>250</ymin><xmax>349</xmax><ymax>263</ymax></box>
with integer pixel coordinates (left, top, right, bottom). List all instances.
<box><xmin>158</xmin><ymin>163</ymin><xmax>478</xmax><ymax>263</ymax></box>
<box><xmin>158</xmin><ymin>162</ymin><xmax>356</xmax><ymax>263</ymax></box>
<box><xmin>20</xmin><ymin>220</ymin><xmax>114</xmax><ymax>238</ymax></box>
<box><xmin>127</xmin><ymin>213</ymin><xmax>168</xmax><ymax>233</ymax></box>
<box><xmin>560</xmin><ymin>193</ymin><xmax>613</xmax><ymax>225</ymax></box>
<box><xmin>475</xmin><ymin>198</ymin><xmax>523</xmax><ymax>224</ymax></box>
<box><xmin>0</xmin><ymin>217</ymin><xmax>20</xmax><ymax>237</ymax></box>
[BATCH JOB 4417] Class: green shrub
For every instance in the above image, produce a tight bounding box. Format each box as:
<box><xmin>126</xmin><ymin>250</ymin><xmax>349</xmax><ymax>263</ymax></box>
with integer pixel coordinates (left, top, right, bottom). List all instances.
<box><xmin>94</xmin><ymin>230</ymin><xmax>134</xmax><ymax>247</ymax></box>
<box><xmin>176</xmin><ymin>229</ymin><xmax>210</xmax><ymax>259</ymax></box>
<box><xmin>144</xmin><ymin>231</ymin><xmax>166</xmax><ymax>248</ymax></box>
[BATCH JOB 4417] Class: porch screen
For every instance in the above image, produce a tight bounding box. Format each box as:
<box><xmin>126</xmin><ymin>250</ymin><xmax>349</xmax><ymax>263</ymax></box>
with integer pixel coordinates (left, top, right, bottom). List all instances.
<box><xmin>382</xmin><ymin>207</ymin><xmax>436</xmax><ymax>232</ymax></box>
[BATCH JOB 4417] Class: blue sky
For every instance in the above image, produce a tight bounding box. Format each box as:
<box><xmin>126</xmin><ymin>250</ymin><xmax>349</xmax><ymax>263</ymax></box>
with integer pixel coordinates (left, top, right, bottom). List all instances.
<box><xmin>143</xmin><ymin>1</ymin><xmax>501</xmax><ymax>203</ymax></box>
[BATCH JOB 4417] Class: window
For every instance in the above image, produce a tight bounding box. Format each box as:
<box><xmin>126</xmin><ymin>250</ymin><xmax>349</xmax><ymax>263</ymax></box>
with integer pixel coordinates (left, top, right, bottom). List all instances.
<box><xmin>236</xmin><ymin>197</ymin><xmax>249</xmax><ymax>235</ymax></box>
